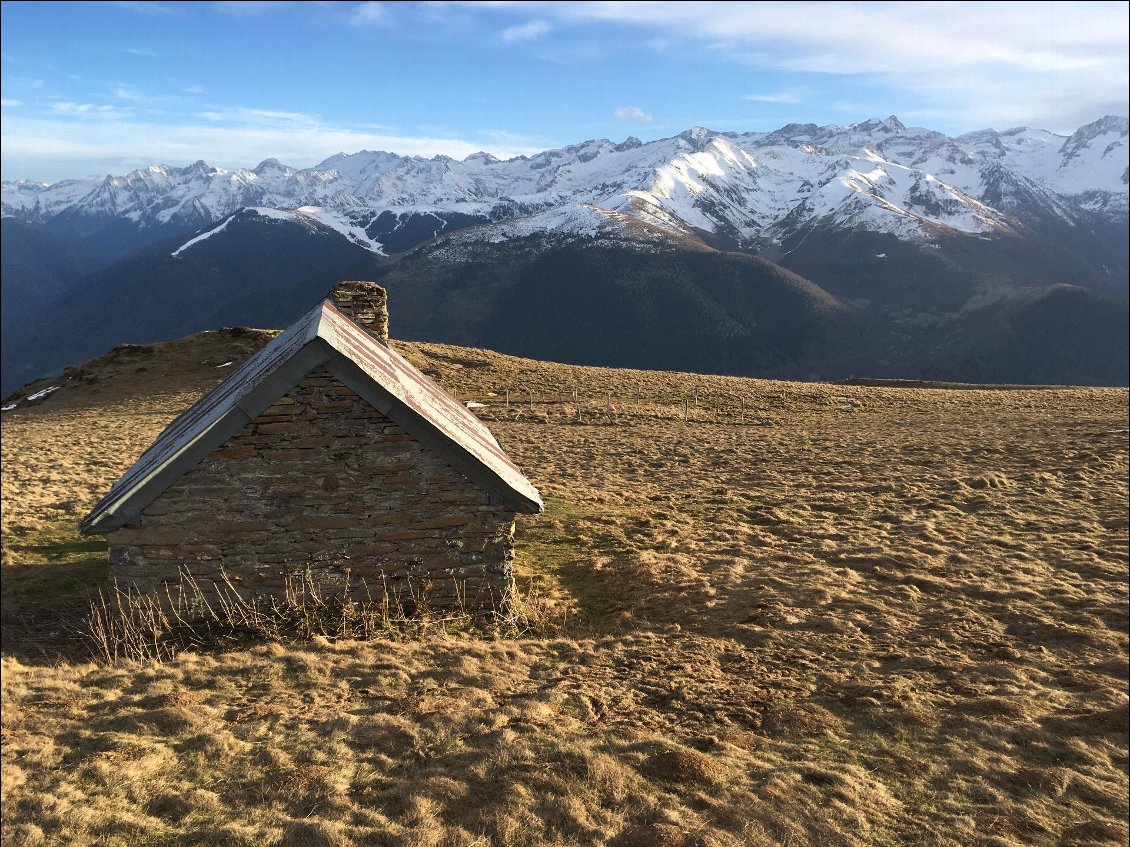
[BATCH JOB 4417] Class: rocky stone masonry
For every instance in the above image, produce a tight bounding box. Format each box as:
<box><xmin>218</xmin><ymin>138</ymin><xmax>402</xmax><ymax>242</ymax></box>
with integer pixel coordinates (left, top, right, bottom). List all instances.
<box><xmin>328</xmin><ymin>280</ymin><xmax>389</xmax><ymax>345</ymax></box>
<box><xmin>105</xmin><ymin>368</ymin><xmax>517</xmax><ymax>609</ymax></box>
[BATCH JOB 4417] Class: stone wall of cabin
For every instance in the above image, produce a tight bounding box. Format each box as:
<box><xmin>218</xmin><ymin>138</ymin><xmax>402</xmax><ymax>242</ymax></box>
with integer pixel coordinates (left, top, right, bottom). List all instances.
<box><xmin>105</xmin><ymin>369</ymin><xmax>517</xmax><ymax>609</ymax></box>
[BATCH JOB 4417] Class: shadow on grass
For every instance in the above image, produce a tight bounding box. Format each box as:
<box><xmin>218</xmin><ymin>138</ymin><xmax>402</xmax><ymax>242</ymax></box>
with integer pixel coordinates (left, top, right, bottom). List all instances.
<box><xmin>514</xmin><ymin>494</ymin><xmax>643</xmax><ymax>630</ymax></box>
<box><xmin>2</xmin><ymin>524</ymin><xmax>108</xmax><ymax>664</ymax></box>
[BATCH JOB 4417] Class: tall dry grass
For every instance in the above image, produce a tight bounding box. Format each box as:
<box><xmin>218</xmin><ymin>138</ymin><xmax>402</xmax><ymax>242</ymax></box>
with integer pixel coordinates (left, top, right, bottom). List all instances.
<box><xmin>81</xmin><ymin>568</ymin><xmax>563</xmax><ymax>663</ymax></box>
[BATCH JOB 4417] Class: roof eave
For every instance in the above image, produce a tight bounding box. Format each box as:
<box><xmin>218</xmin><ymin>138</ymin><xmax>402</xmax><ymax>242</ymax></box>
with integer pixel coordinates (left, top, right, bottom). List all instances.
<box><xmin>79</xmin><ymin>337</ymin><xmax>334</xmax><ymax>533</ymax></box>
<box><xmin>325</xmin><ymin>351</ymin><xmax>543</xmax><ymax>514</ymax></box>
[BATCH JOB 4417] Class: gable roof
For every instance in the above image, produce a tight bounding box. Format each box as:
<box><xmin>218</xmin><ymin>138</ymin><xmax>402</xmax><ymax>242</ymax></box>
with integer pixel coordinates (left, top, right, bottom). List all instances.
<box><xmin>80</xmin><ymin>301</ymin><xmax>543</xmax><ymax>533</ymax></box>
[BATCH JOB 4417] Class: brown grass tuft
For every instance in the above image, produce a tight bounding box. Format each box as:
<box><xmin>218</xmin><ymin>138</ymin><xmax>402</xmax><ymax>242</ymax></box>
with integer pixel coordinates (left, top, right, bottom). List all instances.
<box><xmin>277</xmin><ymin>820</ymin><xmax>351</xmax><ymax>847</ymax></box>
<box><xmin>639</xmin><ymin>749</ymin><xmax>724</xmax><ymax>785</ymax></box>
<box><xmin>1061</xmin><ymin>819</ymin><xmax>1130</xmax><ymax>846</ymax></box>
<box><xmin>968</xmin><ymin>471</ymin><xmax>1015</xmax><ymax>489</ymax></box>
<box><xmin>1072</xmin><ymin>702</ymin><xmax>1130</xmax><ymax>736</ymax></box>
<box><xmin>143</xmin><ymin>792</ymin><xmax>194</xmax><ymax>821</ymax></box>
<box><xmin>760</xmin><ymin>701</ymin><xmax>843</xmax><ymax>737</ymax></box>
<box><xmin>611</xmin><ymin>822</ymin><xmax>688</xmax><ymax>847</ymax></box>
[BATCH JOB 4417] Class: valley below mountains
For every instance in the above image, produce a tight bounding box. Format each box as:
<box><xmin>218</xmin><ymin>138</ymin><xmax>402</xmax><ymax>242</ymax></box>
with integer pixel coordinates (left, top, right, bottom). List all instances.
<box><xmin>2</xmin><ymin>115</ymin><xmax>1127</xmax><ymax>394</ymax></box>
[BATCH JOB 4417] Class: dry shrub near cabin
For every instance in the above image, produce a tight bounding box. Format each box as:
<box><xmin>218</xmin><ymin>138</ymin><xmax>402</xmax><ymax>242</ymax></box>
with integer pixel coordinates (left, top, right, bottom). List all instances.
<box><xmin>80</xmin><ymin>567</ymin><xmax>559</xmax><ymax>663</ymax></box>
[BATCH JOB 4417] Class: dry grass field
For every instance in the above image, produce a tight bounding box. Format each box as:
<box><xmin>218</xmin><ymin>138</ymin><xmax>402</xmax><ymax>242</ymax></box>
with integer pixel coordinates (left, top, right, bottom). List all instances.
<box><xmin>2</xmin><ymin>329</ymin><xmax>1128</xmax><ymax>847</ymax></box>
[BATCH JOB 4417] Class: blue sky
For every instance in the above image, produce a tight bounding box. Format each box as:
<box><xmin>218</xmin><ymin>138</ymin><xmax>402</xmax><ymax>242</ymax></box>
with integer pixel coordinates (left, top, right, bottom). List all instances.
<box><xmin>2</xmin><ymin>1</ymin><xmax>1127</xmax><ymax>182</ymax></box>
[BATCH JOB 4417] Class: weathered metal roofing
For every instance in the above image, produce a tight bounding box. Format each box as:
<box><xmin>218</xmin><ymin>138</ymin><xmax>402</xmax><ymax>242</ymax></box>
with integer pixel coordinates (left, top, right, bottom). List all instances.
<box><xmin>80</xmin><ymin>301</ymin><xmax>543</xmax><ymax>533</ymax></box>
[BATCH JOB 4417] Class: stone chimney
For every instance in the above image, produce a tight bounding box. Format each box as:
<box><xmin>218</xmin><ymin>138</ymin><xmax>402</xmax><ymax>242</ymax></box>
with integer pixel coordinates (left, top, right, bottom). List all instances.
<box><xmin>328</xmin><ymin>280</ymin><xmax>389</xmax><ymax>345</ymax></box>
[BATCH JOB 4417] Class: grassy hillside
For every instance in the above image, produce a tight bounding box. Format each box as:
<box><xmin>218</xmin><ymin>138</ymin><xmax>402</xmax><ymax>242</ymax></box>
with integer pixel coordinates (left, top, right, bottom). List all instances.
<box><xmin>2</xmin><ymin>330</ymin><xmax>1127</xmax><ymax>847</ymax></box>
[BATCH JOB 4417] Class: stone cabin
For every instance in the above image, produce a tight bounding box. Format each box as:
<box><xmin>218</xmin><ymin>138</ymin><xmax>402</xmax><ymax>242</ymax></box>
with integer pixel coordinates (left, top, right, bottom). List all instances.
<box><xmin>79</xmin><ymin>281</ymin><xmax>543</xmax><ymax>609</ymax></box>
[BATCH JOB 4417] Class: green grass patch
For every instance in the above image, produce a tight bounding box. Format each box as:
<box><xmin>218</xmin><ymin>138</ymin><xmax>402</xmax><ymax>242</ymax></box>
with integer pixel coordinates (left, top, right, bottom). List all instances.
<box><xmin>514</xmin><ymin>494</ymin><xmax>643</xmax><ymax>626</ymax></box>
<box><xmin>2</xmin><ymin>521</ymin><xmax>108</xmax><ymax>612</ymax></box>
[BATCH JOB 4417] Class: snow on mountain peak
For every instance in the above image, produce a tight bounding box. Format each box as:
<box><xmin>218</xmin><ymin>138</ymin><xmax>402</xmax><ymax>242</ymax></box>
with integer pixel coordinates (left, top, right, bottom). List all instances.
<box><xmin>852</xmin><ymin>115</ymin><xmax>906</xmax><ymax>134</ymax></box>
<box><xmin>1066</xmin><ymin>115</ymin><xmax>1129</xmax><ymax>145</ymax></box>
<box><xmin>253</xmin><ymin>158</ymin><xmax>293</xmax><ymax>174</ymax></box>
<box><xmin>464</xmin><ymin>151</ymin><xmax>500</xmax><ymax>165</ymax></box>
<box><xmin>2</xmin><ymin>116</ymin><xmax>1125</xmax><ymax>247</ymax></box>
<box><xmin>677</xmin><ymin>126</ymin><xmax>716</xmax><ymax>151</ymax></box>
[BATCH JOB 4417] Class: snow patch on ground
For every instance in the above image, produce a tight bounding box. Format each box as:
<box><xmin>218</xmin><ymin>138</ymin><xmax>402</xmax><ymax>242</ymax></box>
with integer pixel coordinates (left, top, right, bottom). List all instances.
<box><xmin>171</xmin><ymin>214</ymin><xmax>237</xmax><ymax>256</ymax></box>
<box><xmin>27</xmin><ymin>385</ymin><xmax>59</xmax><ymax>401</ymax></box>
<box><xmin>462</xmin><ymin>204</ymin><xmax>612</xmax><ymax>243</ymax></box>
<box><xmin>170</xmin><ymin>206</ymin><xmax>385</xmax><ymax>256</ymax></box>
<box><xmin>293</xmin><ymin>206</ymin><xmax>385</xmax><ymax>254</ymax></box>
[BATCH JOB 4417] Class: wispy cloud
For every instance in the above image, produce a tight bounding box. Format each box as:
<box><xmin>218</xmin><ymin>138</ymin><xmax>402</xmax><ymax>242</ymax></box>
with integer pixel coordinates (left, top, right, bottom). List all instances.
<box><xmin>49</xmin><ymin>102</ymin><xmax>125</xmax><ymax>115</ymax></box>
<box><xmin>213</xmin><ymin>1</ymin><xmax>288</xmax><ymax>15</ymax></box>
<box><xmin>114</xmin><ymin>86</ymin><xmax>144</xmax><ymax>101</ymax></box>
<box><xmin>743</xmin><ymin>91</ymin><xmax>804</xmax><ymax>104</ymax></box>
<box><xmin>499</xmin><ymin>1</ymin><xmax>1129</xmax><ymax>130</ymax></box>
<box><xmin>350</xmin><ymin>2</ymin><xmax>386</xmax><ymax>26</ymax></box>
<box><xmin>1</xmin><ymin>108</ymin><xmax>547</xmax><ymax>181</ymax></box>
<box><xmin>111</xmin><ymin>1</ymin><xmax>176</xmax><ymax>15</ymax></box>
<box><xmin>199</xmin><ymin>107</ymin><xmax>322</xmax><ymax>126</ymax></box>
<box><xmin>124</xmin><ymin>47</ymin><xmax>158</xmax><ymax>57</ymax></box>
<box><xmin>1</xmin><ymin>76</ymin><xmax>45</xmax><ymax>91</ymax></box>
<box><xmin>477</xmin><ymin>127</ymin><xmax>547</xmax><ymax>149</ymax></box>
<box><xmin>1</xmin><ymin>99</ymin><xmax>23</xmax><ymax>108</ymax></box>
<box><xmin>183</xmin><ymin>86</ymin><xmax>207</xmax><ymax>95</ymax></box>
<box><xmin>500</xmin><ymin>20</ymin><xmax>551</xmax><ymax>43</ymax></box>
<box><xmin>614</xmin><ymin>105</ymin><xmax>653</xmax><ymax>124</ymax></box>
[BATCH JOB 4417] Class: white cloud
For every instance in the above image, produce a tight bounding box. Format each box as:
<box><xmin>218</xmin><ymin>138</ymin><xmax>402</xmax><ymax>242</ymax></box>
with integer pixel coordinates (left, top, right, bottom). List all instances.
<box><xmin>350</xmin><ymin>2</ymin><xmax>386</xmax><ymax>26</ymax></box>
<box><xmin>743</xmin><ymin>91</ymin><xmax>804</xmax><ymax>104</ymax></box>
<box><xmin>500</xmin><ymin>20</ymin><xmax>551</xmax><ymax>42</ymax></box>
<box><xmin>213</xmin><ymin>1</ymin><xmax>289</xmax><ymax>15</ymax></box>
<box><xmin>614</xmin><ymin>105</ymin><xmax>653</xmax><ymax>123</ymax></box>
<box><xmin>124</xmin><ymin>47</ymin><xmax>158</xmax><ymax>57</ymax></box>
<box><xmin>111</xmin><ymin>1</ymin><xmax>176</xmax><ymax>15</ymax></box>
<box><xmin>0</xmin><ymin>111</ymin><xmax>546</xmax><ymax>181</ymax></box>
<box><xmin>184</xmin><ymin>86</ymin><xmax>207</xmax><ymax>95</ymax></box>
<box><xmin>199</xmin><ymin>107</ymin><xmax>322</xmax><ymax>126</ymax></box>
<box><xmin>49</xmin><ymin>102</ymin><xmax>122</xmax><ymax>115</ymax></box>
<box><xmin>505</xmin><ymin>1</ymin><xmax>1129</xmax><ymax>130</ymax></box>
<box><xmin>0</xmin><ymin>99</ymin><xmax>23</xmax><ymax>107</ymax></box>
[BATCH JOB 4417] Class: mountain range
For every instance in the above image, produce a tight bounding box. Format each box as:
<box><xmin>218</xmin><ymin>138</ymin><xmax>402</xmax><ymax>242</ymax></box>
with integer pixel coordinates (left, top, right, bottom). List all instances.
<box><xmin>2</xmin><ymin>115</ymin><xmax>1127</xmax><ymax>394</ymax></box>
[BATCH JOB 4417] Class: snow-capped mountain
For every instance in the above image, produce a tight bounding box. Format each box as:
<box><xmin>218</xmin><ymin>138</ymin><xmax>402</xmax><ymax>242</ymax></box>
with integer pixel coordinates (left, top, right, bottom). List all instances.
<box><xmin>4</xmin><ymin>116</ymin><xmax>1126</xmax><ymax>258</ymax></box>
<box><xmin>3</xmin><ymin>115</ymin><xmax>1127</xmax><ymax>396</ymax></box>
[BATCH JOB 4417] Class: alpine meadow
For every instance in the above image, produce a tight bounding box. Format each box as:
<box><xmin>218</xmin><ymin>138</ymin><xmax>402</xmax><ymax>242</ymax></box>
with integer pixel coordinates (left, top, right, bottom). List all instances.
<box><xmin>1</xmin><ymin>2</ymin><xmax>1127</xmax><ymax>847</ymax></box>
